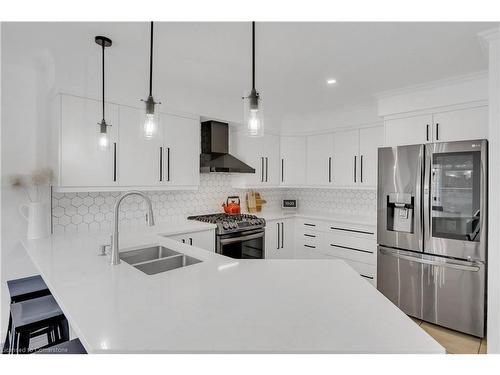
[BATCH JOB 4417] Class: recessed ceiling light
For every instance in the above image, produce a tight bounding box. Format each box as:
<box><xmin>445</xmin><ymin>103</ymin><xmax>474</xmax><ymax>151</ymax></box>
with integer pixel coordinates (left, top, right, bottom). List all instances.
<box><xmin>327</xmin><ymin>79</ymin><xmax>337</xmax><ymax>85</ymax></box>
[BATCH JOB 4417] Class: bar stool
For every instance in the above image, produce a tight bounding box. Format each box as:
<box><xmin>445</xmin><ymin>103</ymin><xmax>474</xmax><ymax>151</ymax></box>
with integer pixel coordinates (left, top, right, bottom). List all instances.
<box><xmin>9</xmin><ymin>295</ymin><xmax>69</xmax><ymax>354</ymax></box>
<box><xmin>3</xmin><ymin>275</ymin><xmax>52</xmax><ymax>353</ymax></box>
<box><xmin>36</xmin><ymin>338</ymin><xmax>87</xmax><ymax>354</ymax></box>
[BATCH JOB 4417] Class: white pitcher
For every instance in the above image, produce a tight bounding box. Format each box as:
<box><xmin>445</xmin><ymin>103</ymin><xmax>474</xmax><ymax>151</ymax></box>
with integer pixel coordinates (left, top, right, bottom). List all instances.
<box><xmin>19</xmin><ymin>202</ymin><xmax>49</xmax><ymax>239</ymax></box>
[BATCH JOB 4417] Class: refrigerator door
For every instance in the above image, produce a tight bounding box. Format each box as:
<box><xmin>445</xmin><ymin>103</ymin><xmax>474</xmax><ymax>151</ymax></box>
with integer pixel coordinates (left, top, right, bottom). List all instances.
<box><xmin>424</xmin><ymin>140</ymin><xmax>487</xmax><ymax>261</ymax></box>
<box><xmin>377</xmin><ymin>246</ymin><xmax>423</xmax><ymax>320</ymax></box>
<box><xmin>422</xmin><ymin>255</ymin><xmax>485</xmax><ymax>338</ymax></box>
<box><xmin>378</xmin><ymin>246</ymin><xmax>485</xmax><ymax>337</ymax></box>
<box><xmin>377</xmin><ymin>145</ymin><xmax>424</xmax><ymax>252</ymax></box>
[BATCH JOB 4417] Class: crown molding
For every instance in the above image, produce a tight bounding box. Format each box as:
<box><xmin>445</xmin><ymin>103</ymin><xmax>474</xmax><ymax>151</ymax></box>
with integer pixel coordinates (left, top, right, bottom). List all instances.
<box><xmin>478</xmin><ymin>27</ymin><xmax>500</xmax><ymax>43</ymax></box>
<box><xmin>374</xmin><ymin>71</ymin><xmax>488</xmax><ymax>100</ymax></box>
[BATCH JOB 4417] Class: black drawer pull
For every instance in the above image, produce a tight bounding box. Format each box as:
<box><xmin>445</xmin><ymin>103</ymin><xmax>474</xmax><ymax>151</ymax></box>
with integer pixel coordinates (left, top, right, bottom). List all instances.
<box><xmin>330</xmin><ymin>244</ymin><xmax>373</xmax><ymax>254</ymax></box>
<box><xmin>304</xmin><ymin>245</ymin><xmax>316</xmax><ymax>249</ymax></box>
<box><xmin>304</xmin><ymin>234</ymin><xmax>316</xmax><ymax>238</ymax></box>
<box><xmin>330</xmin><ymin>226</ymin><xmax>374</xmax><ymax>235</ymax></box>
<box><xmin>361</xmin><ymin>274</ymin><xmax>374</xmax><ymax>280</ymax></box>
<box><xmin>304</xmin><ymin>223</ymin><xmax>316</xmax><ymax>227</ymax></box>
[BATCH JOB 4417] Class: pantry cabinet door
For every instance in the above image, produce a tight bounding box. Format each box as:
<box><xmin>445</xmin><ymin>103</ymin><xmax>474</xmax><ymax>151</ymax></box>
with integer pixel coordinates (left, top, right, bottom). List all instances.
<box><xmin>60</xmin><ymin>95</ymin><xmax>119</xmax><ymax>187</ymax></box>
<box><xmin>432</xmin><ymin>106</ymin><xmax>488</xmax><ymax>142</ymax></box>
<box><xmin>118</xmin><ymin>106</ymin><xmax>163</xmax><ymax>186</ymax></box>
<box><xmin>333</xmin><ymin>129</ymin><xmax>359</xmax><ymax>187</ymax></box>
<box><xmin>306</xmin><ymin>133</ymin><xmax>334</xmax><ymax>186</ymax></box>
<box><xmin>161</xmin><ymin>113</ymin><xmax>200</xmax><ymax>187</ymax></box>
<box><xmin>280</xmin><ymin>136</ymin><xmax>306</xmax><ymax>186</ymax></box>
<box><xmin>384</xmin><ymin>114</ymin><xmax>432</xmax><ymax>146</ymax></box>
<box><xmin>359</xmin><ymin>126</ymin><xmax>384</xmax><ymax>187</ymax></box>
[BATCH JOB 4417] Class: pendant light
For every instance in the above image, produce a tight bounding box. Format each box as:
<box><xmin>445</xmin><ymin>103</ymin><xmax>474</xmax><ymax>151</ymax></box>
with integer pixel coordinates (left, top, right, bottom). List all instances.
<box><xmin>141</xmin><ymin>21</ymin><xmax>161</xmax><ymax>140</ymax></box>
<box><xmin>95</xmin><ymin>35</ymin><xmax>112</xmax><ymax>151</ymax></box>
<box><xmin>243</xmin><ymin>21</ymin><xmax>264</xmax><ymax>137</ymax></box>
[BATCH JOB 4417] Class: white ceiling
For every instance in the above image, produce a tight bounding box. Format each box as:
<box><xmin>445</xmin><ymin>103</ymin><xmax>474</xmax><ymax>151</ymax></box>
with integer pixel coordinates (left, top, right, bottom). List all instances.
<box><xmin>2</xmin><ymin>22</ymin><xmax>497</xmax><ymax>124</ymax></box>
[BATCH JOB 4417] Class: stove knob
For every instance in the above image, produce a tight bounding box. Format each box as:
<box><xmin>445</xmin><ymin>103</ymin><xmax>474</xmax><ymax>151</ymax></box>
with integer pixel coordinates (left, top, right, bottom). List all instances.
<box><xmin>231</xmin><ymin>222</ymin><xmax>238</xmax><ymax>229</ymax></box>
<box><xmin>222</xmin><ymin>222</ymin><xmax>229</xmax><ymax>230</ymax></box>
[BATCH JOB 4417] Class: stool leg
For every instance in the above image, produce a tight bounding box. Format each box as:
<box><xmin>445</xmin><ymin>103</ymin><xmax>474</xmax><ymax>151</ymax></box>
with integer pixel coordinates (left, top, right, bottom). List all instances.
<box><xmin>2</xmin><ymin>313</ymin><xmax>12</xmax><ymax>353</ymax></box>
<box><xmin>17</xmin><ymin>331</ymin><xmax>30</xmax><ymax>354</ymax></box>
<box><xmin>59</xmin><ymin>318</ymin><xmax>69</xmax><ymax>341</ymax></box>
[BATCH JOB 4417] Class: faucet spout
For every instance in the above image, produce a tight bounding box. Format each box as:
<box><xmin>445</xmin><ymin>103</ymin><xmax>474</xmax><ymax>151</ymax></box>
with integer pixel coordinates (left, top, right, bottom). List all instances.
<box><xmin>110</xmin><ymin>190</ymin><xmax>155</xmax><ymax>266</ymax></box>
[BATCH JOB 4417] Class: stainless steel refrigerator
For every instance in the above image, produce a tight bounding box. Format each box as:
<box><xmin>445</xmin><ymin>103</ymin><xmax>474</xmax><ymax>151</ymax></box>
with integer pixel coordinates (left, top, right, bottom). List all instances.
<box><xmin>377</xmin><ymin>139</ymin><xmax>487</xmax><ymax>337</ymax></box>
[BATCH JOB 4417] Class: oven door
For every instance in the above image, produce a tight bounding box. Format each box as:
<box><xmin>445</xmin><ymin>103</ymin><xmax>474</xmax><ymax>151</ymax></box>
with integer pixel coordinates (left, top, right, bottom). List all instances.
<box><xmin>217</xmin><ymin>229</ymin><xmax>265</xmax><ymax>259</ymax></box>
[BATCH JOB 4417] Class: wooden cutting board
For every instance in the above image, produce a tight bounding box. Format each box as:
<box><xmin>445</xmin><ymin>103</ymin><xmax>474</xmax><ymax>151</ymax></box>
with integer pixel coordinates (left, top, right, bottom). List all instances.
<box><xmin>246</xmin><ymin>191</ymin><xmax>266</xmax><ymax>213</ymax></box>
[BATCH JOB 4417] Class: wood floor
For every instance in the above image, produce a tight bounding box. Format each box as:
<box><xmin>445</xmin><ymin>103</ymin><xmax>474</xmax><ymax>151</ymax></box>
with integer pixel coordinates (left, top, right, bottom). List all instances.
<box><xmin>410</xmin><ymin>317</ymin><xmax>487</xmax><ymax>354</ymax></box>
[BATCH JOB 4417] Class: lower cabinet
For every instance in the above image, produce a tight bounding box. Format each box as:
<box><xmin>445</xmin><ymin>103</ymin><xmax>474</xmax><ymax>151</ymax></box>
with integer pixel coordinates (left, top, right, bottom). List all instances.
<box><xmin>265</xmin><ymin>218</ymin><xmax>295</xmax><ymax>259</ymax></box>
<box><xmin>167</xmin><ymin>229</ymin><xmax>215</xmax><ymax>252</ymax></box>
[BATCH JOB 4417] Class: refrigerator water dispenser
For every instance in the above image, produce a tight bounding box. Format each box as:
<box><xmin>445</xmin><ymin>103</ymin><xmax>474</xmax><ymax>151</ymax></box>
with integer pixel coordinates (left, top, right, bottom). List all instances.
<box><xmin>386</xmin><ymin>193</ymin><xmax>414</xmax><ymax>233</ymax></box>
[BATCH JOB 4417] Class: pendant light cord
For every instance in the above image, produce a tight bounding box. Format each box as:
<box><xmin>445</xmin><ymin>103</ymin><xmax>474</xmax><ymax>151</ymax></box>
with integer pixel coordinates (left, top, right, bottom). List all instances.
<box><xmin>102</xmin><ymin>43</ymin><xmax>105</xmax><ymax>120</ymax></box>
<box><xmin>149</xmin><ymin>21</ymin><xmax>154</xmax><ymax>97</ymax></box>
<box><xmin>252</xmin><ymin>21</ymin><xmax>255</xmax><ymax>91</ymax></box>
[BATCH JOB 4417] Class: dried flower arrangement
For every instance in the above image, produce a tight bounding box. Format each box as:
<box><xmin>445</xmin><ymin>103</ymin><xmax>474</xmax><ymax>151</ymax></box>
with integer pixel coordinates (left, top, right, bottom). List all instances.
<box><xmin>9</xmin><ymin>167</ymin><xmax>54</xmax><ymax>202</ymax></box>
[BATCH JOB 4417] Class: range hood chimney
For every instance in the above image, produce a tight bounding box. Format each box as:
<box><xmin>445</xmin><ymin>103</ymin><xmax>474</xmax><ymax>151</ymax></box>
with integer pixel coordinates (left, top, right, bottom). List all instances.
<box><xmin>200</xmin><ymin>121</ymin><xmax>255</xmax><ymax>173</ymax></box>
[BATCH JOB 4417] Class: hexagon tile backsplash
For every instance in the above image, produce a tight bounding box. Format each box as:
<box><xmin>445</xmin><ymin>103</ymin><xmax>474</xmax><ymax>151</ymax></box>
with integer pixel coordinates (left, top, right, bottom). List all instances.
<box><xmin>51</xmin><ymin>174</ymin><xmax>376</xmax><ymax>234</ymax></box>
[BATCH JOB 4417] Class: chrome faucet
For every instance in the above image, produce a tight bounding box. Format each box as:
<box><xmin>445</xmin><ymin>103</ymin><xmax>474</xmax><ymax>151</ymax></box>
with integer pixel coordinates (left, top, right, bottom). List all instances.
<box><xmin>110</xmin><ymin>190</ymin><xmax>155</xmax><ymax>265</ymax></box>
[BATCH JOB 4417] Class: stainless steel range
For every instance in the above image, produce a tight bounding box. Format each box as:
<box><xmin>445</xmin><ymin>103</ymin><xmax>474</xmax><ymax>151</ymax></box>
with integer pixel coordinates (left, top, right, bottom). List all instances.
<box><xmin>188</xmin><ymin>213</ymin><xmax>266</xmax><ymax>259</ymax></box>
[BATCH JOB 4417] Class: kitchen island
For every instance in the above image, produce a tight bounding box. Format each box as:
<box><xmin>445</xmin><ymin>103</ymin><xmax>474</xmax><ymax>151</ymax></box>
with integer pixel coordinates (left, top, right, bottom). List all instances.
<box><xmin>21</xmin><ymin>222</ymin><xmax>444</xmax><ymax>353</ymax></box>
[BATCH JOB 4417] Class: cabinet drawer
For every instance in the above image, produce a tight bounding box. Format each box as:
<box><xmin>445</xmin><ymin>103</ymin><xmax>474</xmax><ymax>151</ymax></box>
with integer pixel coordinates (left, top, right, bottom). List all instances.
<box><xmin>325</xmin><ymin>232</ymin><xmax>376</xmax><ymax>254</ymax></box>
<box><xmin>297</xmin><ymin>218</ymin><xmax>324</xmax><ymax>231</ymax></box>
<box><xmin>320</xmin><ymin>243</ymin><xmax>375</xmax><ymax>265</ymax></box>
<box><xmin>328</xmin><ymin>256</ymin><xmax>376</xmax><ymax>284</ymax></box>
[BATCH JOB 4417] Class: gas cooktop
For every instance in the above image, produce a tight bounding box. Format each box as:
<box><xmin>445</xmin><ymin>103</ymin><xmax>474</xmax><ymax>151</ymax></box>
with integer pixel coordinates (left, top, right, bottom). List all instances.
<box><xmin>187</xmin><ymin>213</ymin><xmax>266</xmax><ymax>234</ymax></box>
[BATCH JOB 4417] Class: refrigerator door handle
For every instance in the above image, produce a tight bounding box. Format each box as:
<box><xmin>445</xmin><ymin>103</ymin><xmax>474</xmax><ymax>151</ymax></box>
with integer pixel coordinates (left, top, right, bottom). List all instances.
<box><xmin>379</xmin><ymin>247</ymin><xmax>482</xmax><ymax>272</ymax></box>
<box><xmin>423</xmin><ymin>144</ymin><xmax>432</xmax><ymax>249</ymax></box>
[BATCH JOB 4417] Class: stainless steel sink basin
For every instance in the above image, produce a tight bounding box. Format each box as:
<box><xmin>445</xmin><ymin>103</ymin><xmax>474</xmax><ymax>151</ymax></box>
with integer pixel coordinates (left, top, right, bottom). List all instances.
<box><xmin>119</xmin><ymin>246</ymin><xmax>202</xmax><ymax>275</ymax></box>
<box><xmin>120</xmin><ymin>246</ymin><xmax>180</xmax><ymax>265</ymax></box>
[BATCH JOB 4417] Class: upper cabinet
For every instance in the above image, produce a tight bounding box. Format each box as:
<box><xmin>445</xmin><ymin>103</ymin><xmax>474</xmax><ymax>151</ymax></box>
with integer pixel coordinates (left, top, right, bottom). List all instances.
<box><xmin>384</xmin><ymin>106</ymin><xmax>488</xmax><ymax>146</ymax></box>
<box><xmin>160</xmin><ymin>113</ymin><xmax>200</xmax><ymax>187</ymax></box>
<box><xmin>230</xmin><ymin>131</ymin><xmax>280</xmax><ymax>188</ymax></box>
<box><xmin>54</xmin><ymin>94</ymin><xmax>200</xmax><ymax>191</ymax></box>
<box><xmin>358</xmin><ymin>126</ymin><xmax>384</xmax><ymax>187</ymax></box>
<box><xmin>59</xmin><ymin>95</ymin><xmax>119</xmax><ymax>188</ymax></box>
<box><xmin>280</xmin><ymin>136</ymin><xmax>306</xmax><ymax>186</ymax></box>
<box><xmin>306</xmin><ymin>134</ymin><xmax>334</xmax><ymax>186</ymax></box>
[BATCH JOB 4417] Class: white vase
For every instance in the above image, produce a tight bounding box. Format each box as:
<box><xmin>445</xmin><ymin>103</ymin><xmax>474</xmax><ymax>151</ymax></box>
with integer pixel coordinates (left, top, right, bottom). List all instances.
<box><xmin>19</xmin><ymin>202</ymin><xmax>49</xmax><ymax>239</ymax></box>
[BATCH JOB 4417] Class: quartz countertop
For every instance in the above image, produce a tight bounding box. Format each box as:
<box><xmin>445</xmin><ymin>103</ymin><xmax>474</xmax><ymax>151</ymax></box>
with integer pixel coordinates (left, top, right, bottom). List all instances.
<box><xmin>21</xmin><ymin>220</ymin><xmax>442</xmax><ymax>354</ymax></box>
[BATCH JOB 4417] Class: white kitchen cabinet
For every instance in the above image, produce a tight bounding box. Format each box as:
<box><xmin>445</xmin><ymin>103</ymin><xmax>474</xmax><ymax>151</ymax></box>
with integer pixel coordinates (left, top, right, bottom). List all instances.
<box><xmin>59</xmin><ymin>94</ymin><xmax>119</xmax><ymax>188</ymax></box>
<box><xmin>384</xmin><ymin>114</ymin><xmax>432</xmax><ymax>147</ymax></box>
<box><xmin>358</xmin><ymin>126</ymin><xmax>384</xmax><ymax>187</ymax></box>
<box><xmin>230</xmin><ymin>132</ymin><xmax>280</xmax><ymax>187</ymax></box>
<box><xmin>332</xmin><ymin>129</ymin><xmax>359</xmax><ymax>187</ymax></box>
<box><xmin>280</xmin><ymin>136</ymin><xmax>306</xmax><ymax>186</ymax></box>
<box><xmin>432</xmin><ymin>106</ymin><xmax>488</xmax><ymax>142</ymax></box>
<box><xmin>160</xmin><ymin>113</ymin><xmax>200</xmax><ymax>187</ymax></box>
<box><xmin>118</xmin><ymin>106</ymin><xmax>162</xmax><ymax>186</ymax></box>
<box><xmin>306</xmin><ymin>133</ymin><xmax>334</xmax><ymax>186</ymax></box>
<box><xmin>167</xmin><ymin>229</ymin><xmax>215</xmax><ymax>252</ymax></box>
<box><xmin>265</xmin><ymin>217</ymin><xmax>295</xmax><ymax>259</ymax></box>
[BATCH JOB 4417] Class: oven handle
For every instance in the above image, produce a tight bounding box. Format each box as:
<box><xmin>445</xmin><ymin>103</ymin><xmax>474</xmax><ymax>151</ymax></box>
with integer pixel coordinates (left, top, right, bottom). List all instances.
<box><xmin>219</xmin><ymin>232</ymin><xmax>264</xmax><ymax>245</ymax></box>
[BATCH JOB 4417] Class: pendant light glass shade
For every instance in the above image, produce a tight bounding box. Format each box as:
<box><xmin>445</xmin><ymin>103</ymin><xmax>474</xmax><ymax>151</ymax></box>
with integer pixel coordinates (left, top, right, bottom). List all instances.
<box><xmin>243</xmin><ymin>21</ymin><xmax>264</xmax><ymax>137</ymax></box>
<box><xmin>243</xmin><ymin>90</ymin><xmax>264</xmax><ymax>137</ymax></box>
<box><xmin>97</xmin><ymin>122</ymin><xmax>110</xmax><ymax>151</ymax></box>
<box><xmin>142</xmin><ymin>22</ymin><xmax>160</xmax><ymax>140</ymax></box>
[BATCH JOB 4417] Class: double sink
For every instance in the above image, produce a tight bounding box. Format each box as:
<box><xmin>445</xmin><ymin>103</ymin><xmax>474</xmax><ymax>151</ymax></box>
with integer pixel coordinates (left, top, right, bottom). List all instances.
<box><xmin>119</xmin><ymin>245</ymin><xmax>202</xmax><ymax>275</ymax></box>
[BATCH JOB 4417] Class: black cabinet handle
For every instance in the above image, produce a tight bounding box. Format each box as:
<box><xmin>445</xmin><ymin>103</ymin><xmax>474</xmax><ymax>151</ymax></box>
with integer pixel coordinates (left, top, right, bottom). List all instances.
<box><xmin>189</xmin><ymin>238</ymin><xmax>193</xmax><ymax>245</ymax></box>
<box><xmin>426</xmin><ymin>124</ymin><xmax>430</xmax><ymax>141</ymax></box>
<box><xmin>360</xmin><ymin>155</ymin><xmax>363</xmax><ymax>183</ymax></box>
<box><xmin>261</xmin><ymin>157</ymin><xmax>264</xmax><ymax>182</ymax></box>
<box><xmin>436</xmin><ymin>123</ymin><xmax>439</xmax><ymax>141</ymax></box>
<box><xmin>281</xmin><ymin>158</ymin><xmax>284</xmax><ymax>183</ymax></box>
<box><xmin>166</xmin><ymin>147</ymin><xmax>171</xmax><ymax>181</ymax></box>
<box><xmin>304</xmin><ymin>233</ymin><xmax>316</xmax><ymax>238</ymax></box>
<box><xmin>304</xmin><ymin>244</ymin><xmax>316</xmax><ymax>249</ymax></box>
<box><xmin>304</xmin><ymin>223</ymin><xmax>316</xmax><ymax>227</ymax></box>
<box><xmin>113</xmin><ymin>142</ymin><xmax>117</xmax><ymax>182</ymax></box>
<box><xmin>277</xmin><ymin>222</ymin><xmax>280</xmax><ymax>249</ymax></box>
<box><xmin>159</xmin><ymin>147</ymin><xmax>163</xmax><ymax>182</ymax></box>
<box><xmin>330</xmin><ymin>243</ymin><xmax>373</xmax><ymax>254</ymax></box>
<box><xmin>181</xmin><ymin>239</ymin><xmax>185</xmax><ymax>243</ymax></box>
<box><xmin>330</xmin><ymin>226</ymin><xmax>374</xmax><ymax>235</ymax></box>
<box><xmin>265</xmin><ymin>157</ymin><xmax>269</xmax><ymax>182</ymax></box>
<box><xmin>281</xmin><ymin>222</ymin><xmax>284</xmax><ymax>249</ymax></box>
<box><xmin>328</xmin><ymin>156</ymin><xmax>332</xmax><ymax>183</ymax></box>
<box><xmin>354</xmin><ymin>155</ymin><xmax>357</xmax><ymax>183</ymax></box>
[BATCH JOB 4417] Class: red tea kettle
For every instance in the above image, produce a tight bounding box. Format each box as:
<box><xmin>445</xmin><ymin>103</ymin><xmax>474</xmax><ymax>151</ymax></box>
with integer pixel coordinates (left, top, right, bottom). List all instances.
<box><xmin>222</xmin><ymin>196</ymin><xmax>241</xmax><ymax>215</ymax></box>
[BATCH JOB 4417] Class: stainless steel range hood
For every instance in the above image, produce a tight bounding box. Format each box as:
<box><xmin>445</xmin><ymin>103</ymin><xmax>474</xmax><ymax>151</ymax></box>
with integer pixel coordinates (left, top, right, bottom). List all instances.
<box><xmin>200</xmin><ymin>121</ymin><xmax>255</xmax><ymax>173</ymax></box>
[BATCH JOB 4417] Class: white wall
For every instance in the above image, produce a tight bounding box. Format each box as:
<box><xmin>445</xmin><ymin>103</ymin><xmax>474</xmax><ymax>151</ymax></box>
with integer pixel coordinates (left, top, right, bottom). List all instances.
<box><xmin>0</xmin><ymin>32</ymin><xmax>51</xmax><ymax>339</ymax></box>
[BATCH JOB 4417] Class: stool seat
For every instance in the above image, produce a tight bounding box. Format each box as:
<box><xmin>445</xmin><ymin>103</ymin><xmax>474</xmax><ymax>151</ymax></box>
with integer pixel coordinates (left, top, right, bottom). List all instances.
<box><xmin>37</xmin><ymin>338</ymin><xmax>87</xmax><ymax>354</ymax></box>
<box><xmin>11</xmin><ymin>295</ymin><xmax>64</xmax><ymax>330</ymax></box>
<box><xmin>7</xmin><ymin>275</ymin><xmax>49</xmax><ymax>303</ymax></box>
